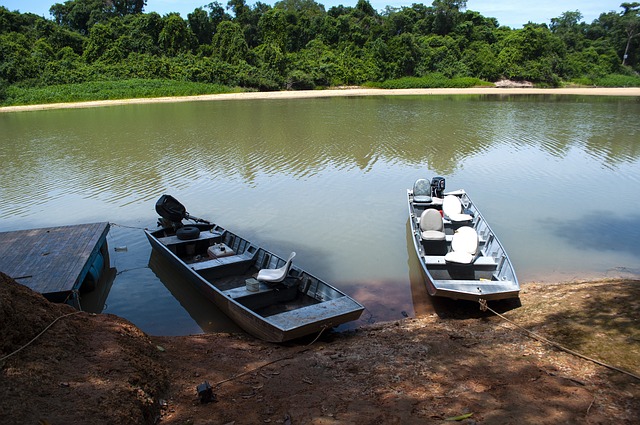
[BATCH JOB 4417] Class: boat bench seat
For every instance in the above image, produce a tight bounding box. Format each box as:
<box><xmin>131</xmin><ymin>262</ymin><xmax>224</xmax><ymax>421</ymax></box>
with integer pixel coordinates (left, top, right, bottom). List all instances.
<box><xmin>266</xmin><ymin>297</ymin><xmax>357</xmax><ymax>329</ymax></box>
<box><xmin>473</xmin><ymin>256</ymin><xmax>497</xmax><ymax>266</ymax></box>
<box><xmin>223</xmin><ymin>282</ymin><xmax>274</xmax><ymax>299</ymax></box>
<box><xmin>190</xmin><ymin>253</ymin><xmax>254</xmax><ymax>272</ymax></box>
<box><xmin>424</xmin><ymin>255</ymin><xmax>496</xmax><ymax>267</ymax></box>
<box><xmin>158</xmin><ymin>231</ymin><xmax>223</xmax><ymax>246</ymax></box>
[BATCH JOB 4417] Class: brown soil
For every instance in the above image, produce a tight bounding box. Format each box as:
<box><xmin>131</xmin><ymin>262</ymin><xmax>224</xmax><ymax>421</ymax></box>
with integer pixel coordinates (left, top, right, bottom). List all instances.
<box><xmin>1</xmin><ymin>271</ymin><xmax>639</xmax><ymax>425</ymax></box>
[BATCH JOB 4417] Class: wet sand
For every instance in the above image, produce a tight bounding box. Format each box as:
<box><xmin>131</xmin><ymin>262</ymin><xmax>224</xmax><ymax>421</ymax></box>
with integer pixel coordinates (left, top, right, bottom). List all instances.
<box><xmin>2</xmin><ymin>87</ymin><xmax>639</xmax><ymax>113</ymax></box>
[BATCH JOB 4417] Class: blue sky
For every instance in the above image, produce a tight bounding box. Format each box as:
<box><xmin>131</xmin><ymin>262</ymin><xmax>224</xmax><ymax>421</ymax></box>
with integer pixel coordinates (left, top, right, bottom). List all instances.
<box><xmin>0</xmin><ymin>0</ymin><xmax>626</xmax><ymax>28</ymax></box>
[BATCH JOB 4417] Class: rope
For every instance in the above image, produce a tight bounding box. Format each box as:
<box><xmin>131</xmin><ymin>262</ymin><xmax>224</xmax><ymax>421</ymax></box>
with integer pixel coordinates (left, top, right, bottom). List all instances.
<box><xmin>212</xmin><ymin>325</ymin><xmax>328</xmax><ymax>388</ymax></box>
<box><xmin>115</xmin><ymin>266</ymin><xmax>150</xmax><ymax>276</ymax></box>
<box><xmin>478</xmin><ymin>298</ymin><xmax>640</xmax><ymax>381</ymax></box>
<box><xmin>62</xmin><ymin>289</ymin><xmax>83</xmax><ymax>312</ymax></box>
<box><xmin>0</xmin><ymin>311</ymin><xmax>82</xmax><ymax>363</ymax></box>
<box><xmin>109</xmin><ymin>222</ymin><xmax>148</xmax><ymax>231</ymax></box>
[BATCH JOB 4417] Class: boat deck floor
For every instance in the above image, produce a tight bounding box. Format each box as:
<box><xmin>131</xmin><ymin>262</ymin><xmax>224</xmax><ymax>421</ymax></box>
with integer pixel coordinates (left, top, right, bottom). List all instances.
<box><xmin>202</xmin><ymin>268</ymin><xmax>258</xmax><ymax>291</ymax></box>
<box><xmin>256</xmin><ymin>293</ymin><xmax>321</xmax><ymax>317</ymax></box>
<box><xmin>200</xmin><ymin>267</ymin><xmax>322</xmax><ymax>316</ymax></box>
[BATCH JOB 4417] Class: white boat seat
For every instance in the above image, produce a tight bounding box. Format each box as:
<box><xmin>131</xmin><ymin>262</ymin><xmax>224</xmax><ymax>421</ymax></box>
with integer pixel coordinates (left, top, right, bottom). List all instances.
<box><xmin>443</xmin><ymin>195</ymin><xmax>472</xmax><ymax>223</ymax></box>
<box><xmin>419</xmin><ymin>209</ymin><xmax>446</xmax><ymax>241</ymax></box>
<box><xmin>257</xmin><ymin>252</ymin><xmax>296</xmax><ymax>283</ymax></box>
<box><xmin>444</xmin><ymin>226</ymin><xmax>479</xmax><ymax>265</ymax></box>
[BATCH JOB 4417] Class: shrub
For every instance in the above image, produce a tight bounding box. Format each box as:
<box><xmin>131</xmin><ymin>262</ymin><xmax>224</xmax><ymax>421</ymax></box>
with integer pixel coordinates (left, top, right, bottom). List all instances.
<box><xmin>371</xmin><ymin>73</ymin><xmax>491</xmax><ymax>89</ymax></box>
<box><xmin>594</xmin><ymin>74</ymin><xmax>640</xmax><ymax>87</ymax></box>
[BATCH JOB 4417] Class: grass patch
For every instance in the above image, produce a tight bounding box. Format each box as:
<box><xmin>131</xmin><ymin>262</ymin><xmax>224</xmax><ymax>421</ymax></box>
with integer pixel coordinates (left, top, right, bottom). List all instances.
<box><xmin>366</xmin><ymin>74</ymin><xmax>494</xmax><ymax>89</ymax></box>
<box><xmin>594</xmin><ymin>74</ymin><xmax>640</xmax><ymax>87</ymax></box>
<box><xmin>567</xmin><ymin>74</ymin><xmax>640</xmax><ymax>88</ymax></box>
<box><xmin>1</xmin><ymin>79</ymin><xmax>241</xmax><ymax>107</ymax></box>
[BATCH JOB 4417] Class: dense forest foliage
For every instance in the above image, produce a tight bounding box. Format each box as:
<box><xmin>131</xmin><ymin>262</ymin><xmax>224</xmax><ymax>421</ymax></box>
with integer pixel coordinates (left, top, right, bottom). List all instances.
<box><xmin>1</xmin><ymin>0</ymin><xmax>639</xmax><ymax>103</ymax></box>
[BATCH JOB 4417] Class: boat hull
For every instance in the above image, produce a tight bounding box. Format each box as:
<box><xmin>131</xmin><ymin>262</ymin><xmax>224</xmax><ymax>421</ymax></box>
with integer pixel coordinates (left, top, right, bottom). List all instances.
<box><xmin>407</xmin><ymin>188</ymin><xmax>520</xmax><ymax>302</ymax></box>
<box><xmin>146</xmin><ymin>223</ymin><xmax>364</xmax><ymax>342</ymax></box>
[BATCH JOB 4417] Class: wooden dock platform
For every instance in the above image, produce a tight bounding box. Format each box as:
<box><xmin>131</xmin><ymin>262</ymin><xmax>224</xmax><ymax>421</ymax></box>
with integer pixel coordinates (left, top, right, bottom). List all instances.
<box><xmin>0</xmin><ymin>222</ymin><xmax>110</xmax><ymax>302</ymax></box>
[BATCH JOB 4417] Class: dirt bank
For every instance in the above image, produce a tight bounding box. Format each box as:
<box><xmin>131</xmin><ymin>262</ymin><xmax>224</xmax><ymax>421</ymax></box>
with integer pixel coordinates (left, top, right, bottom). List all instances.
<box><xmin>1</xmin><ymin>272</ymin><xmax>639</xmax><ymax>424</ymax></box>
<box><xmin>1</xmin><ymin>87</ymin><xmax>639</xmax><ymax>114</ymax></box>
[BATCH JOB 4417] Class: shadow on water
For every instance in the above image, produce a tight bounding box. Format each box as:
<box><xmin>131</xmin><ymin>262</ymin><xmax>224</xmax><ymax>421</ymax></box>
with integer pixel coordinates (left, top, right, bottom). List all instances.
<box><xmin>547</xmin><ymin>211</ymin><xmax>640</xmax><ymax>258</ymax></box>
<box><xmin>78</xmin><ymin>266</ymin><xmax>117</xmax><ymax>314</ymax></box>
<box><xmin>405</xmin><ymin>219</ymin><xmax>522</xmax><ymax>321</ymax></box>
<box><xmin>147</xmin><ymin>250</ymin><xmax>242</xmax><ymax>334</ymax></box>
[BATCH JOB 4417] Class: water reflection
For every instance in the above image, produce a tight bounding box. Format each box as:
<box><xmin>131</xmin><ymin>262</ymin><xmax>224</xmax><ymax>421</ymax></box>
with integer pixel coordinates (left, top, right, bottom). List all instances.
<box><xmin>1</xmin><ymin>95</ymin><xmax>639</xmax><ymax>335</ymax></box>
<box><xmin>147</xmin><ymin>250</ymin><xmax>242</xmax><ymax>334</ymax></box>
<box><xmin>2</xmin><ymin>97</ymin><xmax>640</xmax><ymax>218</ymax></box>
<box><xmin>79</xmin><ymin>266</ymin><xmax>116</xmax><ymax>314</ymax></box>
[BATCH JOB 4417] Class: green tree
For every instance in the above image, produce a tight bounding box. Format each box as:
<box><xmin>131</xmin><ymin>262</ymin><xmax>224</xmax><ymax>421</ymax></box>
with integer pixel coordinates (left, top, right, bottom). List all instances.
<box><xmin>83</xmin><ymin>22</ymin><xmax>112</xmax><ymax>62</ymax></box>
<box><xmin>257</xmin><ymin>9</ymin><xmax>289</xmax><ymax>49</ymax></box>
<box><xmin>188</xmin><ymin>7</ymin><xmax>214</xmax><ymax>45</ymax></box>
<box><xmin>455</xmin><ymin>10</ymin><xmax>498</xmax><ymax>45</ymax></box>
<box><xmin>0</xmin><ymin>32</ymin><xmax>37</xmax><ymax>83</ymax></box>
<box><xmin>431</xmin><ymin>0</ymin><xmax>467</xmax><ymax>35</ymax></box>
<box><xmin>50</xmin><ymin>0</ymin><xmax>105</xmax><ymax>33</ymax></box>
<box><xmin>227</xmin><ymin>0</ymin><xmax>251</xmax><ymax>24</ymax></box>
<box><xmin>417</xmin><ymin>34</ymin><xmax>465</xmax><ymax>77</ymax></box>
<box><xmin>461</xmin><ymin>41</ymin><xmax>499</xmax><ymax>80</ymax></box>
<box><xmin>287</xmin><ymin>38</ymin><xmax>336</xmax><ymax>87</ymax></box>
<box><xmin>159</xmin><ymin>14</ymin><xmax>195</xmax><ymax>56</ymax></box>
<box><xmin>386</xmin><ymin>32</ymin><xmax>421</xmax><ymax>76</ymax></box>
<box><xmin>212</xmin><ymin>20</ymin><xmax>248</xmax><ymax>64</ymax></box>
<box><xmin>112</xmin><ymin>0</ymin><xmax>146</xmax><ymax>16</ymax></box>
<box><xmin>550</xmin><ymin>10</ymin><xmax>586</xmax><ymax>52</ymax></box>
<box><xmin>126</xmin><ymin>12</ymin><xmax>163</xmax><ymax>54</ymax></box>
<box><xmin>620</xmin><ymin>2</ymin><xmax>640</xmax><ymax>65</ymax></box>
<box><xmin>496</xmin><ymin>24</ymin><xmax>565</xmax><ymax>83</ymax></box>
<box><xmin>206</xmin><ymin>2</ymin><xmax>230</xmax><ymax>30</ymax></box>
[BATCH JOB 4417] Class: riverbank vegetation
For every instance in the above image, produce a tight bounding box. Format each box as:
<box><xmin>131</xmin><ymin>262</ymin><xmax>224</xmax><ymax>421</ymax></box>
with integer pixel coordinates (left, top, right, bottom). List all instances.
<box><xmin>1</xmin><ymin>0</ymin><xmax>639</xmax><ymax>106</ymax></box>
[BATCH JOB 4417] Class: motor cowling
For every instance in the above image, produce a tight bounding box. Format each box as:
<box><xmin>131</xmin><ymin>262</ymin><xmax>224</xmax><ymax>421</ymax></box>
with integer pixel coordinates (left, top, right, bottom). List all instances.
<box><xmin>431</xmin><ymin>177</ymin><xmax>445</xmax><ymax>198</ymax></box>
<box><xmin>155</xmin><ymin>194</ymin><xmax>187</xmax><ymax>226</ymax></box>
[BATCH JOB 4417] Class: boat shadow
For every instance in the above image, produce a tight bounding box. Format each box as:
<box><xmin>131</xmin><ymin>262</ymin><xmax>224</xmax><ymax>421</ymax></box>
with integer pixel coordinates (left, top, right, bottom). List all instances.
<box><xmin>147</xmin><ymin>249</ymin><xmax>243</xmax><ymax>334</ymax></box>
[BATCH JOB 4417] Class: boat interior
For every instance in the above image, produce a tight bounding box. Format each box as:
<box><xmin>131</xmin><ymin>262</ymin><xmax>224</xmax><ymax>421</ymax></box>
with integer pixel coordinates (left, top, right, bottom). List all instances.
<box><xmin>410</xmin><ymin>179</ymin><xmax>514</xmax><ymax>284</ymax></box>
<box><xmin>152</xmin><ymin>224</ymin><xmax>344</xmax><ymax>317</ymax></box>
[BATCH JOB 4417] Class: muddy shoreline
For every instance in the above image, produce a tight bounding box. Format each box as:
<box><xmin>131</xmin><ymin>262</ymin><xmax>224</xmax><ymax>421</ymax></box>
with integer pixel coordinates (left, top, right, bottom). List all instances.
<box><xmin>1</xmin><ymin>272</ymin><xmax>639</xmax><ymax>424</ymax></box>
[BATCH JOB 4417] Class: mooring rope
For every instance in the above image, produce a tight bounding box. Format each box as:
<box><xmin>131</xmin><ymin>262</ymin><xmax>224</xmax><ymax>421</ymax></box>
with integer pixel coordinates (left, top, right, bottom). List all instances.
<box><xmin>0</xmin><ymin>311</ymin><xmax>82</xmax><ymax>363</ymax></box>
<box><xmin>109</xmin><ymin>222</ymin><xmax>148</xmax><ymax>231</ymax></box>
<box><xmin>212</xmin><ymin>325</ymin><xmax>328</xmax><ymax>388</ymax></box>
<box><xmin>478</xmin><ymin>298</ymin><xmax>640</xmax><ymax>381</ymax></box>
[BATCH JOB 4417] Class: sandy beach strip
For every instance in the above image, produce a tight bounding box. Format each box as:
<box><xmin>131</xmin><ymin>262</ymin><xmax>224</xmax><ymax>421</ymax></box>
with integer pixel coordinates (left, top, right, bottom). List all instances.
<box><xmin>2</xmin><ymin>87</ymin><xmax>639</xmax><ymax>113</ymax></box>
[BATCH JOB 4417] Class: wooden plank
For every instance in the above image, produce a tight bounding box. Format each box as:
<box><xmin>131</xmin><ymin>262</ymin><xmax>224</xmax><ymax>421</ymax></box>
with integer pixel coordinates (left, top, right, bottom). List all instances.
<box><xmin>0</xmin><ymin>222</ymin><xmax>110</xmax><ymax>296</ymax></box>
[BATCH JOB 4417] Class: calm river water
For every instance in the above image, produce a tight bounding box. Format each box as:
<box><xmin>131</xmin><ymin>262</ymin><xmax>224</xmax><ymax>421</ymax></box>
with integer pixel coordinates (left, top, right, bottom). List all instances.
<box><xmin>1</xmin><ymin>94</ymin><xmax>639</xmax><ymax>335</ymax></box>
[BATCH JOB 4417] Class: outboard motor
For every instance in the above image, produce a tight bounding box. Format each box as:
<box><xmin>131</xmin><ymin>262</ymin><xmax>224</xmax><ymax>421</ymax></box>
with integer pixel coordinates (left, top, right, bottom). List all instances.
<box><xmin>431</xmin><ymin>177</ymin><xmax>445</xmax><ymax>198</ymax></box>
<box><xmin>155</xmin><ymin>194</ymin><xmax>210</xmax><ymax>228</ymax></box>
<box><xmin>155</xmin><ymin>194</ymin><xmax>188</xmax><ymax>228</ymax></box>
